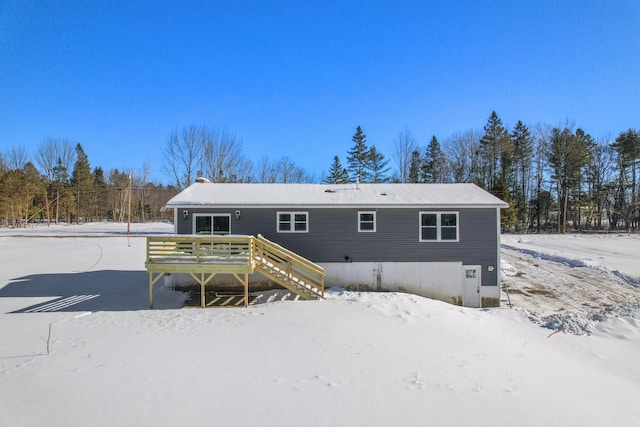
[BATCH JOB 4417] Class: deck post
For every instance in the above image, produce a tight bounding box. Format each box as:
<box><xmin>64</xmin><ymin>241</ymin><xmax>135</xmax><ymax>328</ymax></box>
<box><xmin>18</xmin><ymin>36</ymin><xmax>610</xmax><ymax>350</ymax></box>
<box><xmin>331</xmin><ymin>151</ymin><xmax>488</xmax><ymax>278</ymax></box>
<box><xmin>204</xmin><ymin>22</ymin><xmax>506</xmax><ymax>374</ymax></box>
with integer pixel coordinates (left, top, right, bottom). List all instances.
<box><xmin>233</xmin><ymin>273</ymin><xmax>249</xmax><ymax>308</ymax></box>
<box><xmin>149</xmin><ymin>272</ymin><xmax>165</xmax><ymax>309</ymax></box>
<box><xmin>189</xmin><ymin>272</ymin><xmax>217</xmax><ymax>308</ymax></box>
<box><xmin>200</xmin><ymin>272</ymin><xmax>206</xmax><ymax>308</ymax></box>
<box><xmin>244</xmin><ymin>273</ymin><xmax>248</xmax><ymax>307</ymax></box>
<box><xmin>200</xmin><ymin>276</ymin><xmax>204</xmax><ymax>307</ymax></box>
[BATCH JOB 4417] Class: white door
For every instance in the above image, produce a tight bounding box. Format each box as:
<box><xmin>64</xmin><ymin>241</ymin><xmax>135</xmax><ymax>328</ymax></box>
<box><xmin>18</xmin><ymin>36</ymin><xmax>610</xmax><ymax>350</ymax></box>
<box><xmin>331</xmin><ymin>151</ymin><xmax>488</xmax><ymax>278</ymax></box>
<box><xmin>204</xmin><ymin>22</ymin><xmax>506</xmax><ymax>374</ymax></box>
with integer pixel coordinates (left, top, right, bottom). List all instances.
<box><xmin>463</xmin><ymin>266</ymin><xmax>481</xmax><ymax>308</ymax></box>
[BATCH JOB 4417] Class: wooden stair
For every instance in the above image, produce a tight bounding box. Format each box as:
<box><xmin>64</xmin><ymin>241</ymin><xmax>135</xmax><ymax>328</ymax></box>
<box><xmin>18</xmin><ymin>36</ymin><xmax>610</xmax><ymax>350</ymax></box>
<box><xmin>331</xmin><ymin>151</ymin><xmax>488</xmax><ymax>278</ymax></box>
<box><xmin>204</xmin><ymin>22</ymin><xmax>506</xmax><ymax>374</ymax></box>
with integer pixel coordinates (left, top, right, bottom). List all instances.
<box><xmin>253</xmin><ymin>235</ymin><xmax>324</xmax><ymax>300</ymax></box>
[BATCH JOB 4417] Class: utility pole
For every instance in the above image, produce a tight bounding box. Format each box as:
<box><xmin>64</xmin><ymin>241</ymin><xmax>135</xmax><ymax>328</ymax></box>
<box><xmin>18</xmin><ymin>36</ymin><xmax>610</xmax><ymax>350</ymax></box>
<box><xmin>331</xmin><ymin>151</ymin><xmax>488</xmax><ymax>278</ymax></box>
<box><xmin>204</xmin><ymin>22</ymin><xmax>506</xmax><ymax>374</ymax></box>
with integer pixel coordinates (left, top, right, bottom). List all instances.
<box><xmin>127</xmin><ymin>170</ymin><xmax>132</xmax><ymax>238</ymax></box>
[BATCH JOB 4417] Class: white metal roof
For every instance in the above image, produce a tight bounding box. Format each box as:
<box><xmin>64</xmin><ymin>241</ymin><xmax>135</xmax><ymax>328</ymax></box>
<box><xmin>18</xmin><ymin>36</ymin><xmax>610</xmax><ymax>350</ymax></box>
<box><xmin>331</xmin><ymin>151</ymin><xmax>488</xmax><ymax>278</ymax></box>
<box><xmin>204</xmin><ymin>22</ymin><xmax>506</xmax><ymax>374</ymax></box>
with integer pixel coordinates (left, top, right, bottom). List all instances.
<box><xmin>167</xmin><ymin>183</ymin><xmax>509</xmax><ymax>208</ymax></box>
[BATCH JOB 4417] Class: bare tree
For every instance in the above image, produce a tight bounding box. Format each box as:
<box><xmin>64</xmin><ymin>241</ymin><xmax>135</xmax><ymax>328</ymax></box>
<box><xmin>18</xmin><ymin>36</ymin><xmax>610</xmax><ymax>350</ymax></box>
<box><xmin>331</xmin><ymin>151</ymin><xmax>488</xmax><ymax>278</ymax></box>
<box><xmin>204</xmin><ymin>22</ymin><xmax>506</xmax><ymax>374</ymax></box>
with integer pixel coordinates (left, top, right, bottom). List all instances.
<box><xmin>162</xmin><ymin>125</ymin><xmax>204</xmax><ymax>189</ymax></box>
<box><xmin>443</xmin><ymin>130</ymin><xmax>480</xmax><ymax>183</ymax></box>
<box><xmin>275</xmin><ymin>157</ymin><xmax>313</xmax><ymax>183</ymax></box>
<box><xmin>163</xmin><ymin>125</ymin><xmax>254</xmax><ymax>187</ymax></box>
<box><xmin>255</xmin><ymin>156</ymin><xmax>278</xmax><ymax>183</ymax></box>
<box><xmin>392</xmin><ymin>127</ymin><xmax>418</xmax><ymax>183</ymax></box>
<box><xmin>530</xmin><ymin>123</ymin><xmax>552</xmax><ymax>232</ymax></box>
<box><xmin>255</xmin><ymin>156</ymin><xmax>312</xmax><ymax>183</ymax></box>
<box><xmin>0</xmin><ymin>151</ymin><xmax>7</xmax><ymax>173</ymax></box>
<box><xmin>36</xmin><ymin>138</ymin><xmax>76</xmax><ymax>181</ymax></box>
<box><xmin>586</xmin><ymin>139</ymin><xmax>615</xmax><ymax>228</ymax></box>
<box><xmin>107</xmin><ymin>169</ymin><xmax>131</xmax><ymax>223</ymax></box>
<box><xmin>201</xmin><ymin>127</ymin><xmax>253</xmax><ymax>182</ymax></box>
<box><xmin>134</xmin><ymin>162</ymin><xmax>152</xmax><ymax>222</ymax></box>
<box><xmin>6</xmin><ymin>146</ymin><xmax>30</xmax><ymax>170</ymax></box>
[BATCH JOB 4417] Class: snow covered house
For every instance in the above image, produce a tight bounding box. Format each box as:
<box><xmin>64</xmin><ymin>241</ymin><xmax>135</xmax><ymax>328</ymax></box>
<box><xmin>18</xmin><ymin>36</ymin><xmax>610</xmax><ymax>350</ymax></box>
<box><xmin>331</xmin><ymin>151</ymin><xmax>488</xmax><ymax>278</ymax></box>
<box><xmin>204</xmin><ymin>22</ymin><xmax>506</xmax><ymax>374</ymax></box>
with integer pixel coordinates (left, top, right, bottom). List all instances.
<box><xmin>159</xmin><ymin>181</ymin><xmax>508</xmax><ymax>308</ymax></box>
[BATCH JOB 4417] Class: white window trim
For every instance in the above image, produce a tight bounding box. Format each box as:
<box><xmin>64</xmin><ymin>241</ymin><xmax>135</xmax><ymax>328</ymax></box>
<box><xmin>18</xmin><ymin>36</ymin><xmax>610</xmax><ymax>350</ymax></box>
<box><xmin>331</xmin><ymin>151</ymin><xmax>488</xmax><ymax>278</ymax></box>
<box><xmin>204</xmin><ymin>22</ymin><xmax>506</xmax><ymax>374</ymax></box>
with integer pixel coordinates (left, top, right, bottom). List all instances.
<box><xmin>277</xmin><ymin>211</ymin><xmax>309</xmax><ymax>233</ymax></box>
<box><xmin>419</xmin><ymin>211</ymin><xmax>459</xmax><ymax>242</ymax></box>
<box><xmin>358</xmin><ymin>211</ymin><xmax>376</xmax><ymax>232</ymax></box>
<box><xmin>192</xmin><ymin>213</ymin><xmax>231</xmax><ymax>235</ymax></box>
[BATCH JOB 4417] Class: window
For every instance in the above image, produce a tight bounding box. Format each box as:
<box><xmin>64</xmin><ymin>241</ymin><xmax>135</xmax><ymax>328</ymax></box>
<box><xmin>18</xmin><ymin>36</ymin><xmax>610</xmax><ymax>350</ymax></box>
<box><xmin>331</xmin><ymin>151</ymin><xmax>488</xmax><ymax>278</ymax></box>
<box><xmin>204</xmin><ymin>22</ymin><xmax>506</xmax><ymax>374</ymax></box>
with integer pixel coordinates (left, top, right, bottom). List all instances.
<box><xmin>419</xmin><ymin>212</ymin><xmax>458</xmax><ymax>242</ymax></box>
<box><xmin>193</xmin><ymin>214</ymin><xmax>231</xmax><ymax>235</ymax></box>
<box><xmin>358</xmin><ymin>211</ymin><xmax>376</xmax><ymax>232</ymax></box>
<box><xmin>277</xmin><ymin>212</ymin><xmax>308</xmax><ymax>233</ymax></box>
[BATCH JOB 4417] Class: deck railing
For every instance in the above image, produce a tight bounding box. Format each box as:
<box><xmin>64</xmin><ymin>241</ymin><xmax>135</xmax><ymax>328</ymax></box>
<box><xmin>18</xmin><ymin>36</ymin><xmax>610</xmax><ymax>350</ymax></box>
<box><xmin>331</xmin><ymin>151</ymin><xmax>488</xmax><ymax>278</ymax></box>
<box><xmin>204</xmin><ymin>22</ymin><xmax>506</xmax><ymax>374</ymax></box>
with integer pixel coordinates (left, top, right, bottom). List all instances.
<box><xmin>146</xmin><ymin>235</ymin><xmax>254</xmax><ymax>265</ymax></box>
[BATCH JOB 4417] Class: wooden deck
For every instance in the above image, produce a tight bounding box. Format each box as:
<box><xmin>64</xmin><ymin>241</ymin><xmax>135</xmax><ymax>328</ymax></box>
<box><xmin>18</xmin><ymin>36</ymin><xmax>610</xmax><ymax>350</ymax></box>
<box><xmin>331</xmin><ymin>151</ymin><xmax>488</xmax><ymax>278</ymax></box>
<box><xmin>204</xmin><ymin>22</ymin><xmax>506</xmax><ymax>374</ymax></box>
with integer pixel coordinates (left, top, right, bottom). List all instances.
<box><xmin>145</xmin><ymin>235</ymin><xmax>324</xmax><ymax>308</ymax></box>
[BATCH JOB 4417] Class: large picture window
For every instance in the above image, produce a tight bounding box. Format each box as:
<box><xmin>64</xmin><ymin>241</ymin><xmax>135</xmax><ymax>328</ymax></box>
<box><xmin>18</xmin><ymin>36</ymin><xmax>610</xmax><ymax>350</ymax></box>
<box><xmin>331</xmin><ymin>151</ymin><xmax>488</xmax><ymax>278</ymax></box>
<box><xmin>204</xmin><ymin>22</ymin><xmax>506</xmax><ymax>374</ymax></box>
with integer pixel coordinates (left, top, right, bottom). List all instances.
<box><xmin>277</xmin><ymin>212</ymin><xmax>309</xmax><ymax>233</ymax></box>
<box><xmin>419</xmin><ymin>212</ymin><xmax>458</xmax><ymax>242</ymax></box>
<box><xmin>358</xmin><ymin>211</ymin><xmax>376</xmax><ymax>232</ymax></box>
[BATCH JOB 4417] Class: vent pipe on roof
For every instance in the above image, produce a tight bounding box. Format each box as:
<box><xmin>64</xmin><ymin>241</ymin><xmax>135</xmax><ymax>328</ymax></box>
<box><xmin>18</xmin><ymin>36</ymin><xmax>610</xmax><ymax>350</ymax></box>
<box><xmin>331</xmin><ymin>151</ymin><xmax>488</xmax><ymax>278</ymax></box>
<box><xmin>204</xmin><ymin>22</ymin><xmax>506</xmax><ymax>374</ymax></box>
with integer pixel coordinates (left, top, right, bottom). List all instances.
<box><xmin>195</xmin><ymin>177</ymin><xmax>212</xmax><ymax>183</ymax></box>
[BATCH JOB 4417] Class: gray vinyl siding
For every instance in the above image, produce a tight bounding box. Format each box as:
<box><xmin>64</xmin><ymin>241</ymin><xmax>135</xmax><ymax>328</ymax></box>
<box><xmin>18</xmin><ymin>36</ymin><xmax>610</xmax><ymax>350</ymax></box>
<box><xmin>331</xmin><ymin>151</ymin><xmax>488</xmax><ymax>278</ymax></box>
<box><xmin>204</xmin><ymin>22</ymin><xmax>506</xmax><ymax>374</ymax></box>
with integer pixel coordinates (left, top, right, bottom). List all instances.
<box><xmin>177</xmin><ymin>206</ymin><xmax>500</xmax><ymax>286</ymax></box>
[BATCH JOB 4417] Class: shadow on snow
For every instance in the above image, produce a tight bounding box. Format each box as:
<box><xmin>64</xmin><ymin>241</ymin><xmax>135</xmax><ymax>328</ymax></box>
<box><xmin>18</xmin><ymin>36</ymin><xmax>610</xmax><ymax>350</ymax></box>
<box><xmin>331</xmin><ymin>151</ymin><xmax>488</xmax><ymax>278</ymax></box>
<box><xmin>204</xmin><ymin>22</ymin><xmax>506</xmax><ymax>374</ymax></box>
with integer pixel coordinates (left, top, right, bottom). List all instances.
<box><xmin>0</xmin><ymin>270</ymin><xmax>184</xmax><ymax>313</ymax></box>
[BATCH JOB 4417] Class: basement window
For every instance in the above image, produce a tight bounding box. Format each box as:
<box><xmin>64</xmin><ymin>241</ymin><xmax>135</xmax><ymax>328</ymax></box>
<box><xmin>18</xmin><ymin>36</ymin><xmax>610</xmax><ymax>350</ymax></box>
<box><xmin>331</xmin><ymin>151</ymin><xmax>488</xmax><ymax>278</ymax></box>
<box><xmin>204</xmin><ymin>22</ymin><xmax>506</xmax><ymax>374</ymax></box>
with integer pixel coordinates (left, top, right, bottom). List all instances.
<box><xmin>277</xmin><ymin>212</ymin><xmax>309</xmax><ymax>233</ymax></box>
<box><xmin>419</xmin><ymin>212</ymin><xmax>459</xmax><ymax>242</ymax></box>
<box><xmin>358</xmin><ymin>211</ymin><xmax>376</xmax><ymax>232</ymax></box>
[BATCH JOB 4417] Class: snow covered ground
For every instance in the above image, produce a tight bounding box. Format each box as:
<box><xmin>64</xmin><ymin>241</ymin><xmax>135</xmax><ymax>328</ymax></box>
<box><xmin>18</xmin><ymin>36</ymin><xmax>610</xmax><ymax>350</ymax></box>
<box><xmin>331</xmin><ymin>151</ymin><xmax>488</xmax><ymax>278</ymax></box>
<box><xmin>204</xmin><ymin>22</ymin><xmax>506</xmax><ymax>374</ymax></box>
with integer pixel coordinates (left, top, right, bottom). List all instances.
<box><xmin>1</xmin><ymin>224</ymin><xmax>639</xmax><ymax>426</ymax></box>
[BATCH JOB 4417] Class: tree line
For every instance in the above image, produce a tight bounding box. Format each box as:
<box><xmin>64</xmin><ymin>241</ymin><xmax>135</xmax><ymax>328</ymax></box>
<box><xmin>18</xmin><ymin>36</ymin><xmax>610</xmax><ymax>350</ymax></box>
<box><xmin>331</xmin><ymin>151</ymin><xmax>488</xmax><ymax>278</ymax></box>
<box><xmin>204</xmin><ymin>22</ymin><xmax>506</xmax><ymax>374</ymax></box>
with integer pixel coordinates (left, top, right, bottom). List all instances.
<box><xmin>317</xmin><ymin>118</ymin><xmax>638</xmax><ymax>233</ymax></box>
<box><xmin>376</xmin><ymin>114</ymin><xmax>637</xmax><ymax>233</ymax></box>
<box><xmin>0</xmin><ymin>138</ymin><xmax>177</xmax><ymax>226</ymax></box>
<box><xmin>162</xmin><ymin>119</ymin><xmax>639</xmax><ymax>233</ymax></box>
<box><xmin>2</xmin><ymin>115</ymin><xmax>639</xmax><ymax>232</ymax></box>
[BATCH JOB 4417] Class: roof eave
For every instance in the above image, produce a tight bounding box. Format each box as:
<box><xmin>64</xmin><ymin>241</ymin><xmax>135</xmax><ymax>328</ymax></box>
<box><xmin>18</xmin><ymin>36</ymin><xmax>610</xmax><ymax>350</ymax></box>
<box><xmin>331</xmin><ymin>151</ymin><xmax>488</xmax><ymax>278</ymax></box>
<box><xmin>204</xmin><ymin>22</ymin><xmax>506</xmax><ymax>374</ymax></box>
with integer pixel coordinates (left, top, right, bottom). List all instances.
<box><xmin>166</xmin><ymin>203</ymin><xmax>509</xmax><ymax>209</ymax></box>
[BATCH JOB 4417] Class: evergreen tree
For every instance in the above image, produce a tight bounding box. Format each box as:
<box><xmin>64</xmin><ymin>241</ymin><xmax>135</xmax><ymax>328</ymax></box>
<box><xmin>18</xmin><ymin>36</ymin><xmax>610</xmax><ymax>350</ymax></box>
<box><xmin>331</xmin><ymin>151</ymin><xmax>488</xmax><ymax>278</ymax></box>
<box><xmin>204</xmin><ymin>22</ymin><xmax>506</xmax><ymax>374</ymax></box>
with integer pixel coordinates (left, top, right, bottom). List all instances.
<box><xmin>71</xmin><ymin>144</ymin><xmax>92</xmax><ymax>223</ymax></box>
<box><xmin>511</xmin><ymin>121</ymin><xmax>533</xmax><ymax>230</ymax></box>
<box><xmin>347</xmin><ymin>126</ymin><xmax>370</xmax><ymax>183</ymax></box>
<box><xmin>574</xmin><ymin>129</ymin><xmax>596</xmax><ymax>228</ymax></box>
<box><xmin>548</xmin><ymin>127</ymin><xmax>592</xmax><ymax>232</ymax></box>
<box><xmin>0</xmin><ymin>162</ymin><xmax>44</xmax><ymax>226</ymax></box>
<box><xmin>0</xmin><ymin>168</ymin><xmax>24</xmax><ymax>225</ymax></box>
<box><xmin>611</xmin><ymin>129</ymin><xmax>640</xmax><ymax>229</ymax></box>
<box><xmin>323</xmin><ymin>155</ymin><xmax>350</xmax><ymax>184</ymax></box>
<box><xmin>92</xmin><ymin>167</ymin><xmax>108</xmax><ymax>221</ymax></box>
<box><xmin>367</xmin><ymin>146</ymin><xmax>390</xmax><ymax>183</ymax></box>
<box><xmin>494</xmin><ymin>178</ymin><xmax>517</xmax><ymax>232</ymax></box>
<box><xmin>479</xmin><ymin>111</ymin><xmax>510</xmax><ymax>191</ymax></box>
<box><xmin>22</xmin><ymin>162</ymin><xmax>45</xmax><ymax>223</ymax></box>
<box><xmin>52</xmin><ymin>157</ymin><xmax>70</xmax><ymax>224</ymax></box>
<box><xmin>422</xmin><ymin>136</ymin><xmax>447</xmax><ymax>183</ymax></box>
<box><xmin>408</xmin><ymin>150</ymin><xmax>421</xmax><ymax>183</ymax></box>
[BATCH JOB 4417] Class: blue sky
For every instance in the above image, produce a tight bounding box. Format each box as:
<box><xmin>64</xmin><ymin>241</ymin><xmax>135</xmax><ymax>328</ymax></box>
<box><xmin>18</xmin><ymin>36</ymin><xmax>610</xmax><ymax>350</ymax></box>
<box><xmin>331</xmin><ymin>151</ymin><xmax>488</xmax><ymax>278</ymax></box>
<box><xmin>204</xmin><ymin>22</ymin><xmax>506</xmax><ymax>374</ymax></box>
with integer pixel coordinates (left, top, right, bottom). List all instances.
<box><xmin>1</xmin><ymin>1</ymin><xmax>638</xmax><ymax>183</ymax></box>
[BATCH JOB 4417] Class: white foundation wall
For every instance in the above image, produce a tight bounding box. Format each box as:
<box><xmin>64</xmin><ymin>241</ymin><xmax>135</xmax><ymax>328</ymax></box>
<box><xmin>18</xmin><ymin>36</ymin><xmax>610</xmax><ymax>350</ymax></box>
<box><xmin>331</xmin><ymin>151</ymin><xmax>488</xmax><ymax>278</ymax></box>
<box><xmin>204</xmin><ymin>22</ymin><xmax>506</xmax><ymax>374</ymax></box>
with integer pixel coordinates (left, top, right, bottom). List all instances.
<box><xmin>322</xmin><ymin>262</ymin><xmax>466</xmax><ymax>306</ymax></box>
<box><xmin>168</xmin><ymin>262</ymin><xmax>501</xmax><ymax>307</ymax></box>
